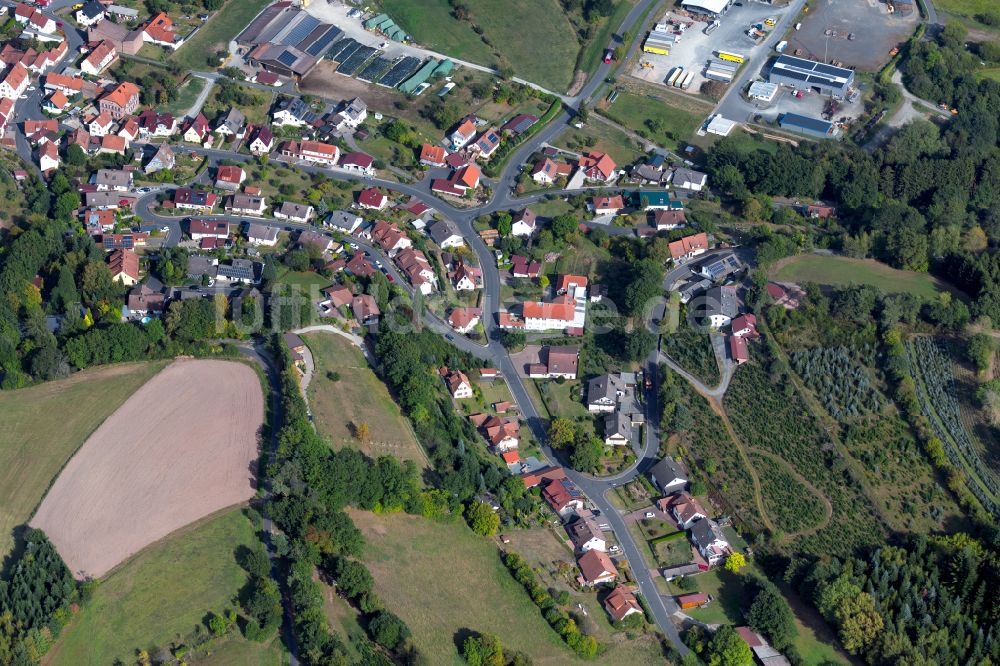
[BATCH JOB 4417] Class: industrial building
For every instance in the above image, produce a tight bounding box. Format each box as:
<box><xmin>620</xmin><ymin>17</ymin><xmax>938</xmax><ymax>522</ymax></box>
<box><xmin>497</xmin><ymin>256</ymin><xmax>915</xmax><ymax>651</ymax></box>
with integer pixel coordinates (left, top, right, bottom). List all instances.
<box><xmin>779</xmin><ymin>112</ymin><xmax>836</xmax><ymax>138</ymax></box>
<box><xmin>643</xmin><ymin>25</ymin><xmax>675</xmax><ymax>55</ymax></box>
<box><xmin>747</xmin><ymin>80</ymin><xmax>778</xmax><ymax>102</ymax></box>
<box><xmin>680</xmin><ymin>0</ymin><xmax>734</xmax><ymax>17</ymax></box>
<box><xmin>237</xmin><ymin>2</ymin><xmax>342</xmax><ymax>78</ymax></box>
<box><xmin>768</xmin><ymin>54</ymin><xmax>854</xmax><ymax>98</ymax></box>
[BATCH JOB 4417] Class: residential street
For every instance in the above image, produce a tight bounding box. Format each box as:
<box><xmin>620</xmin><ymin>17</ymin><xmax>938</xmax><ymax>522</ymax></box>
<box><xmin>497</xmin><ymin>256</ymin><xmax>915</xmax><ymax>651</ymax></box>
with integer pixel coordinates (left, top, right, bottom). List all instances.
<box><xmin>13</xmin><ymin>0</ymin><xmax>703</xmax><ymax>651</ymax></box>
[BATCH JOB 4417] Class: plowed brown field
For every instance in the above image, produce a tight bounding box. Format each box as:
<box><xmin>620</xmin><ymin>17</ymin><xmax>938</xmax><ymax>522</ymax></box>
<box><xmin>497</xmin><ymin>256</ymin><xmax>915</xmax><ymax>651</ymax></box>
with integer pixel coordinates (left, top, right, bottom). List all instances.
<box><xmin>31</xmin><ymin>360</ymin><xmax>264</xmax><ymax>579</ymax></box>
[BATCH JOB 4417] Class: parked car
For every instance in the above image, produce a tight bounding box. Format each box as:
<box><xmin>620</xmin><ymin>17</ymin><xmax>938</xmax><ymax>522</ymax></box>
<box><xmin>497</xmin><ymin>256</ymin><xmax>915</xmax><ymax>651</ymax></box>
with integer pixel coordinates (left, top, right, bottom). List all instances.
<box><xmin>645</xmin><ymin>511</ymin><xmax>655</xmax><ymax>518</ymax></box>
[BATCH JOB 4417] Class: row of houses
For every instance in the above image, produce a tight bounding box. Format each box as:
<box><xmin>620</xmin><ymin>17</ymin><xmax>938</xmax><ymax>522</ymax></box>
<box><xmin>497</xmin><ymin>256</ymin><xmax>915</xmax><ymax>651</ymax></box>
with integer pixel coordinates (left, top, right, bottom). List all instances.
<box><xmin>499</xmin><ymin>274</ymin><xmax>589</xmax><ymax>334</ymax></box>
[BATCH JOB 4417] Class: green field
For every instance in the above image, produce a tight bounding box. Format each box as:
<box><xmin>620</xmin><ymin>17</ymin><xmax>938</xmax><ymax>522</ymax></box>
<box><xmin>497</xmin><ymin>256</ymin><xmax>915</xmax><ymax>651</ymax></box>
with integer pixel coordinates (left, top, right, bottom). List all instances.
<box><xmin>602</xmin><ymin>91</ymin><xmax>703</xmax><ymax>151</ymax></box>
<box><xmin>165</xmin><ymin>76</ymin><xmax>207</xmax><ymax>116</ymax></box>
<box><xmin>48</xmin><ymin>508</ymin><xmax>281</xmax><ymax>666</ymax></box>
<box><xmin>0</xmin><ymin>362</ymin><xmax>165</xmax><ymax>560</ymax></box>
<box><xmin>383</xmin><ymin>0</ymin><xmax>580</xmax><ymax>92</ymax></box>
<box><xmin>275</xmin><ymin>269</ymin><xmax>333</xmax><ymax>293</ymax></box>
<box><xmin>562</xmin><ymin>120</ymin><xmax>646</xmax><ymax>167</ymax></box>
<box><xmin>304</xmin><ymin>332</ymin><xmax>429</xmax><ymax>469</ymax></box>
<box><xmin>935</xmin><ymin>0</ymin><xmax>995</xmax><ymax>20</ymax></box>
<box><xmin>171</xmin><ymin>0</ymin><xmax>273</xmax><ymax>71</ymax></box>
<box><xmin>350</xmin><ymin>509</ymin><xmax>581</xmax><ymax>665</ymax></box>
<box><xmin>772</xmin><ymin>254</ymin><xmax>951</xmax><ymax>300</ymax></box>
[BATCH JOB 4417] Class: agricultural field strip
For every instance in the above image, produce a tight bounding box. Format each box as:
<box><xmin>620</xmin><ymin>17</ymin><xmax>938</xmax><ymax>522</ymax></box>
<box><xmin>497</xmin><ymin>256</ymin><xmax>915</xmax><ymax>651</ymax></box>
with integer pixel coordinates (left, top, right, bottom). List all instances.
<box><xmin>906</xmin><ymin>338</ymin><xmax>1000</xmax><ymax>514</ymax></box>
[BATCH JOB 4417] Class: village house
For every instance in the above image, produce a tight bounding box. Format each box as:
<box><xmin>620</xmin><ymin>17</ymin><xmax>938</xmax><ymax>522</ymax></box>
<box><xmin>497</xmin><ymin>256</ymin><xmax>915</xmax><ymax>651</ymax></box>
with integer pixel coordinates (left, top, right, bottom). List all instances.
<box><xmin>271</xmin><ymin>96</ymin><xmax>317</xmax><ymax>127</ymax></box>
<box><xmin>335</xmin><ymin>97</ymin><xmax>367</xmax><ymax>130</ymax></box>
<box><xmin>471</xmin><ymin>127</ymin><xmax>501</xmax><ymax>160</ymax></box>
<box><xmin>419</xmin><ymin>143</ymin><xmax>447</xmax><ymax>167</ymax></box>
<box><xmin>107</xmin><ymin>248</ymin><xmax>140</xmax><ymax>286</ymax></box>
<box><xmin>137</xmin><ymin>110</ymin><xmax>176</xmax><ymax>138</ymax></box>
<box><xmin>181</xmin><ymin>113</ymin><xmax>209</xmax><ymax>143</ymax></box>
<box><xmin>428</xmin><ymin>219</ymin><xmax>464</xmax><ymax>249</ymax></box>
<box><xmin>88</xmin><ymin>111</ymin><xmax>113</xmax><ymax>137</ymax></box>
<box><xmin>527</xmin><ymin>346</ymin><xmax>579</xmax><ymax>380</ymax></box>
<box><xmin>173</xmin><ymin>188</ymin><xmax>217</xmax><ymax>212</ymax></box>
<box><xmin>38</xmin><ymin>142</ymin><xmax>59</xmax><ymax>174</ymax></box>
<box><xmin>510</xmin><ymin>255</ymin><xmax>541</xmax><ymax>279</ymax></box>
<box><xmin>345</xmin><ymin>253</ymin><xmax>376</xmax><ymax>278</ymax></box>
<box><xmin>226</xmin><ymin>193</ymin><xmax>267</xmax><ymax>217</ymax></box>
<box><xmin>99</xmin><ymin>81</ymin><xmax>140</xmax><ymax>119</ymax></box>
<box><xmin>144</xmin><ymin>143</ymin><xmax>175</xmax><ymax>174</ymax></box>
<box><xmin>320</xmin><ymin>284</ymin><xmax>353</xmax><ymax>312</ymax></box>
<box><xmin>142</xmin><ymin>12</ymin><xmax>183</xmax><ymax>49</ymax></box>
<box><xmin>501</xmin><ymin>113</ymin><xmax>538</xmax><ymax>136</ymax></box>
<box><xmin>577</xmin><ymin>151</ymin><xmax>617</xmax><ymax>183</ymax></box>
<box><xmin>247</xmin><ymin>125</ymin><xmax>274</xmax><ymax>154</ymax></box>
<box><xmin>88</xmin><ymin>20</ymin><xmax>144</xmax><ymax>56</ymax></box>
<box><xmin>731</xmin><ymin>313</ymin><xmax>759</xmax><ymax>338</ymax></box>
<box><xmin>653</xmin><ymin>209</ymin><xmax>687</xmax><ymax>231</ymax></box>
<box><xmin>670</xmin><ymin>493</ymin><xmax>708</xmax><ymax>530</ymax></box>
<box><xmin>339</xmin><ymin>151</ymin><xmax>376</xmax><ymax>176</ymax></box>
<box><xmin>530</xmin><ymin>157</ymin><xmax>572</xmax><ymax>185</ymax></box>
<box><xmin>542</xmin><ymin>478</ymin><xmax>584</xmax><ymax>519</ymax></box>
<box><xmin>649</xmin><ymin>457</ymin><xmax>688</xmax><ymax>495</ymax></box>
<box><xmin>274</xmin><ymin>201</ymin><xmax>314</xmax><ymax>223</ymax></box>
<box><xmin>189</xmin><ymin>219</ymin><xmax>229</xmax><ymax>241</ymax></box>
<box><xmin>431</xmin><ymin>163</ymin><xmax>481</xmax><ymax>197</ymax></box>
<box><xmin>590</xmin><ymin>194</ymin><xmax>624</xmax><ymax>216</ymax></box>
<box><xmin>668</xmin><ymin>232</ymin><xmax>709</xmax><ymax>262</ymax></box>
<box><xmin>448</xmin><ymin>307</ymin><xmax>481</xmax><ymax>334</ymax></box>
<box><xmin>216</xmin><ymin>259</ymin><xmax>262</xmax><ymax>285</ymax></box>
<box><xmin>126</xmin><ymin>284</ymin><xmax>165</xmax><ymax>317</ymax></box>
<box><xmin>451</xmin><ymin>259</ymin><xmax>483</xmax><ymax>291</ymax></box>
<box><xmin>396</xmin><ymin>248</ymin><xmax>436</xmax><ymax>294</ymax></box>
<box><xmin>82</xmin><ymin>208</ymin><xmax>115</xmax><ymax>234</ymax></box>
<box><xmin>0</xmin><ymin>63</ymin><xmax>30</xmax><ymax>99</ymax></box>
<box><xmin>690</xmin><ymin>518</ymin><xmax>731</xmax><ymax>567</ymax></box>
<box><xmin>481</xmin><ymin>414</ymin><xmax>519</xmax><ymax>452</ymax></box>
<box><xmin>213</xmin><ymin>108</ymin><xmax>245</xmax><ymax>137</ymax></box>
<box><xmin>43</xmin><ymin>72</ymin><xmax>84</xmax><ymax>97</ymax></box>
<box><xmin>510</xmin><ymin>208</ymin><xmax>537</xmax><ymax>237</ymax></box>
<box><xmin>567</xmin><ymin>515</ymin><xmax>606</xmax><ymax>553</ymax></box>
<box><xmin>357</xmin><ymin>187</ymin><xmax>388</xmax><ymax>210</ymax></box>
<box><xmin>449</xmin><ymin>116</ymin><xmax>477</xmax><ymax>151</ymax></box>
<box><xmin>214</xmin><ymin>165</ymin><xmax>245</xmax><ymax>191</ymax></box>
<box><xmin>347</xmin><ymin>293</ymin><xmax>378</xmax><ymax>324</ymax></box>
<box><xmin>81</xmin><ymin>40</ymin><xmax>117</xmax><ymax>75</ymax></box>
<box><xmin>704</xmin><ymin>285</ymin><xmax>739</xmax><ymax>329</ymax></box>
<box><xmin>729</xmin><ymin>335</ymin><xmax>749</xmax><ymax>365</ymax></box>
<box><xmin>297</xmin><ymin>229</ymin><xmax>334</xmax><ymax>253</ymax></box>
<box><xmin>577</xmin><ymin>549</ymin><xmax>618</xmax><ymax>587</ymax></box>
<box><xmin>101</xmin><ymin>232</ymin><xmax>147</xmax><ymax>250</ymax></box>
<box><xmin>76</xmin><ymin>1</ymin><xmax>106</xmax><ymax>26</ymax></box>
<box><xmin>442</xmin><ymin>367</ymin><xmax>474</xmax><ymax>399</ymax></box>
<box><xmin>671</xmin><ymin>167</ymin><xmax>708</xmax><ymax>192</ymax></box>
<box><xmin>604</xmin><ymin>586</ymin><xmax>643</xmax><ymax>623</ymax></box>
<box><xmin>370</xmin><ymin>220</ymin><xmax>411</xmax><ymax>253</ymax></box>
<box><xmin>325</xmin><ymin>210</ymin><xmax>363</xmax><ymax>234</ymax></box>
<box><xmin>246</xmin><ymin>222</ymin><xmax>279</xmax><ymax>247</ymax></box>
<box><xmin>92</xmin><ymin>168</ymin><xmax>132</xmax><ymax>192</ymax></box>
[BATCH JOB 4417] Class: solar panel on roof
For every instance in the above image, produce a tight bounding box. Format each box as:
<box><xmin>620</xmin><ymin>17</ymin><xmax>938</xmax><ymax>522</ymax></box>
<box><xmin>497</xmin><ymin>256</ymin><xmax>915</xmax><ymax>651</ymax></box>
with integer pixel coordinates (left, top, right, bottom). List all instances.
<box><xmin>779</xmin><ymin>69</ymin><xmax>809</xmax><ymax>82</ymax></box>
<box><xmin>304</xmin><ymin>27</ymin><xmax>341</xmax><ymax>56</ymax></box>
<box><xmin>276</xmin><ymin>50</ymin><xmax>299</xmax><ymax>67</ymax></box>
<box><xmin>283</xmin><ymin>15</ymin><xmax>320</xmax><ymax>46</ymax></box>
<box><xmin>813</xmin><ymin>62</ymin><xmax>850</xmax><ymax>77</ymax></box>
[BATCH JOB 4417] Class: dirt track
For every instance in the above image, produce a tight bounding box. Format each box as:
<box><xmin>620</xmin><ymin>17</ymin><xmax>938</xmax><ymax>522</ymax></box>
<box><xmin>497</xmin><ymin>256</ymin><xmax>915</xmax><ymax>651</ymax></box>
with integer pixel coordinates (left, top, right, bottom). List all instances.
<box><xmin>30</xmin><ymin>360</ymin><xmax>264</xmax><ymax>579</ymax></box>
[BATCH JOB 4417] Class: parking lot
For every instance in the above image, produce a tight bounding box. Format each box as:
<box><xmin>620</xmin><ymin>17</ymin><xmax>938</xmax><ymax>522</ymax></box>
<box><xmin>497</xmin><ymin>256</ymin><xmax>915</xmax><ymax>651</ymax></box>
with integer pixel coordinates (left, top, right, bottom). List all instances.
<box><xmin>787</xmin><ymin>0</ymin><xmax>917</xmax><ymax>71</ymax></box>
<box><xmin>629</xmin><ymin>3</ymin><xmax>796</xmax><ymax>96</ymax></box>
<box><xmin>749</xmin><ymin>83</ymin><xmax>866</xmax><ymax>125</ymax></box>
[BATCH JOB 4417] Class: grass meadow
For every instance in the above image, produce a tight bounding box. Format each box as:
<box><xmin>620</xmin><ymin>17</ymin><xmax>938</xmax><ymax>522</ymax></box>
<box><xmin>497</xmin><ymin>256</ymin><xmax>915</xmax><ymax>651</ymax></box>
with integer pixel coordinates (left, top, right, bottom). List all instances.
<box><xmin>47</xmin><ymin>508</ymin><xmax>280</xmax><ymax>666</ymax></box>
<box><xmin>0</xmin><ymin>362</ymin><xmax>165</xmax><ymax>561</ymax></box>
<box><xmin>772</xmin><ymin>254</ymin><xmax>951</xmax><ymax>300</ymax></box>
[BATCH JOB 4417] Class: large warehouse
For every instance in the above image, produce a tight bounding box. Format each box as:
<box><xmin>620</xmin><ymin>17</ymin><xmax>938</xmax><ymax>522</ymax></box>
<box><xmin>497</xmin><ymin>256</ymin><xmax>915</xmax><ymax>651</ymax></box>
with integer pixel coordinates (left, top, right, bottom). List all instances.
<box><xmin>680</xmin><ymin>0</ymin><xmax>733</xmax><ymax>17</ymax></box>
<box><xmin>768</xmin><ymin>55</ymin><xmax>854</xmax><ymax>98</ymax></box>
<box><xmin>237</xmin><ymin>1</ymin><xmax>342</xmax><ymax>78</ymax></box>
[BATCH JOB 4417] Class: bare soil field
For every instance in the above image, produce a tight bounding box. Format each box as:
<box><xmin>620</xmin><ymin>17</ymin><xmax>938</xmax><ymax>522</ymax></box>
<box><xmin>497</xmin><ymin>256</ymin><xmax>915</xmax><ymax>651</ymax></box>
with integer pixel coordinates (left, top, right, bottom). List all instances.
<box><xmin>31</xmin><ymin>360</ymin><xmax>264</xmax><ymax>579</ymax></box>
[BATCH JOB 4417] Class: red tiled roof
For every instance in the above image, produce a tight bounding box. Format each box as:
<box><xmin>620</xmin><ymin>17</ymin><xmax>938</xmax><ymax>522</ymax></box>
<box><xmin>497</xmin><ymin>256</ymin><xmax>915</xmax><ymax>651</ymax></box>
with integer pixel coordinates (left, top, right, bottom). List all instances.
<box><xmin>668</xmin><ymin>232</ymin><xmax>709</xmax><ymax>260</ymax></box>
<box><xmin>419</xmin><ymin>143</ymin><xmax>446</xmax><ymax>165</ymax></box>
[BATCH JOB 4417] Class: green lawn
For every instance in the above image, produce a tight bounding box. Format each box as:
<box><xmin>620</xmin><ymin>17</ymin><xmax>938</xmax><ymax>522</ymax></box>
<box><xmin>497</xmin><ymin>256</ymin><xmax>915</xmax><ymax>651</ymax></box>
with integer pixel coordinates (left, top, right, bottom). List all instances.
<box><xmin>977</xmin><ymin>67</ymin><xmax>1000</xmax><ymax>82</ymax></box>
<box><xmin>164</xmin><ymin>76</ymin><xmax>207</xmax><ymax>116</ymax></box>
<box><xmin>772</xmin><ymin>254</ymin><xmax>954</xmax><ymax>301</ymax></box>
<box><xmin>0</xmin><ymin>362</ymin><xmax>165</xmax><ymax>560</ymax></box>
<box><xmin>303</xmin><ymin>332</ymin><xmax>430</xmax><ymax>470</ymax></box>
<box><xmin>202</xmin><ymin>82</ymin><xmax>273</xmax><ymax>126</ymax></box>
<box><xmin>935</xmin><ymin>0</ymin><xmax>996</xmax><ymax>20</ymax></box>
<box><xmin>383</xmin><ymin>0</ymin><xmax>580</xmax><ymax>92</ymax></box>
<box><xmin>602</xmin><ymin>91</ymin><xmax>703</xmax><ymax>151</ymax></box>
<box><xmin>275</xmin><ymin>269</ymin><xmax>333</xmax><ymax>294</ymax></box>
<box><xmin>562</xmin><ymin>121</ymin><xmax>646</xmax><ymax>166</ymax></box>
<box><xmin>47</xmin><ymin>509</ymin><xmax>277</xmax><ymax>666</ymax></box>
<box><xmin>171</xmin><ymin>0</ymin><xmax>273</xmax><ymax>71</ymax></box>
<box><xmin>349</xmin><ymin>509</ymin><xmax>575</xmax><ymax>665</ymax></box>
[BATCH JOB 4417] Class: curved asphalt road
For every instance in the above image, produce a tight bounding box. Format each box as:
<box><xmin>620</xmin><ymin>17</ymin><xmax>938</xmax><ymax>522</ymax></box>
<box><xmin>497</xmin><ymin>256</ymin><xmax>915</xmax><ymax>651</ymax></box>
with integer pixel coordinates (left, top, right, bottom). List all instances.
<box><xmin>9</xmin><ymin>0</ymin><xmax>690</xmax><ymax>650</ymax></box>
